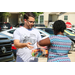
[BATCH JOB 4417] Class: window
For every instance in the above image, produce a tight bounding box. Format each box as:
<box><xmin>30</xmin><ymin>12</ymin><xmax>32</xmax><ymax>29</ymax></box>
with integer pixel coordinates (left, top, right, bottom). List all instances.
<box><xmin>8</xmin><ymin>29</ymin><xmax>15</xmax><ymax>34</ymax></box>
<box><xmin>35</xmin><ymin>14</ymin><xmax>44</xmax><ymax>24</ymax></box>
<box><xmin>39</xmin><ymin>31</ymin><xmax>46</xmax><ymax>38</ymax></box>
<box><xmin>35</xmin><ymin>17</ymin><xmax>38</xmax><ymax>23</ymax></box>
<box><xmin>40</xmin><ymin>15</ymin><xmax>44</xmax><ymax>24</ymax></box>
<box><xmin>64</xmin><ymin>16</ymin><xmax>68</xmax><ymax>20</ymax></box>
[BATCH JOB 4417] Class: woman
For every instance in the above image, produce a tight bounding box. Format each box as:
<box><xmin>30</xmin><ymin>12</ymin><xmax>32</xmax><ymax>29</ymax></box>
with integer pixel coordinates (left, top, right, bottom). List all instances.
<box><xmin>39</xmin><ymin>20</ymin><xmax>72</xmax><ymax>62</ymax></box>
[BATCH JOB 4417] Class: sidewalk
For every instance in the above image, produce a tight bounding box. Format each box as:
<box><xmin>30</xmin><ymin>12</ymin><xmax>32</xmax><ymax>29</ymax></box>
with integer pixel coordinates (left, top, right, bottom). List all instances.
<box><xmin>38</xmin><ymin>51</ymin><xmax>75</xmax><ymax>62</ymax></box>
<box><xmin>68</xmin><ymin>51</ymin><xmax>75</xmax><ymax>62</ymax></box>
<box><xmin>38</xmin><ymin>57</ymin><xmax>47</xmax><ymax>62</ymax></box>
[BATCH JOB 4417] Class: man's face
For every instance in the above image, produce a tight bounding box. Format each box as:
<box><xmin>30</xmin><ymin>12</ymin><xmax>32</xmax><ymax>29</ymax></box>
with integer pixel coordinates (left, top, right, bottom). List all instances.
<box><xmin>24</xmin><ymin>17</ymin><xmax>35</xmax><ymax>29</ymax></box>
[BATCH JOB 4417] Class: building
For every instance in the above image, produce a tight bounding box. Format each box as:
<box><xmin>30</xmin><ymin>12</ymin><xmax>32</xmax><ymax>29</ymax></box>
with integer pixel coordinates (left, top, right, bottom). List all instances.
<box><xmin>2</xmin><ymin>12</ymin><xmax>23</xmax><ymax>26</ymax></box>
<box><xmin>2</xmin><ymin>12</ymin><xmax>75</xmax><ymax>27</ymax></box>
<box><xmin>44</xmin><ymin>12</ymin><xmax>75</xmax><ymax>26</ymax></box>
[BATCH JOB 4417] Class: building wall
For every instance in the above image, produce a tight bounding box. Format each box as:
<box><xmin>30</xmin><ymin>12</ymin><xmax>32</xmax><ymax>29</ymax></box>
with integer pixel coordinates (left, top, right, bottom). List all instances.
<box><xmin>2</xmin><ymin>12</ymin><xmax>21</xmax><ymax>26</ymax></box>
<box><xmin>52</xmin><ymin>15</ymin><xmax>58</xmax><ymax>22</ymax></box>
<box><xmin>9</xmin><ymin>14</ymin><xmax>18</xmax><ymax>26</ymax></box>
<box><xmin>44</xmin><ymin>12</ymin><xmax>59</xmax><ymax>26</ymax></box>
<box><xmin>44</xmin><ymin>12</ymin><xmax>50</xmax><ymax>26</ymax></box>
<box><xmin>44</xmin><ymin>12</ymin><xmax>75</xmax><ymax>26</ymax></box>
<box><xmin>68</xmin><ymin>14</ymin><xmax>75</xmax><ymax>25</ymax></box>
<box><xmin>58</xmin><ymin>12</ymin><xmax>75</xmax><ymax>25</ymax></box>
<box><xmin>58</xmin><ymin>13</ymin><xmax>69</xmax><ymax>22</ymax></box>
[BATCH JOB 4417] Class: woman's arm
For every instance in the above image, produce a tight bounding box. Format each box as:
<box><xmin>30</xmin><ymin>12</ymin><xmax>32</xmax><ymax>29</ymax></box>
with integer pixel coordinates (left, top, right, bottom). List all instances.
<box><xmin>39</xmin><ymin>37</ymin><xmax>51</xmax><ymax>46</ymax></box>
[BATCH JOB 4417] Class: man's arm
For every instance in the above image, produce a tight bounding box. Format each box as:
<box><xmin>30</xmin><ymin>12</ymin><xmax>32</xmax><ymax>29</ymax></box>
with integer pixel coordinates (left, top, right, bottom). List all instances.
<box><xmin>14</xmin><ymin>40</ymin><xmax>33</xmax><ymax>49</ymax></box>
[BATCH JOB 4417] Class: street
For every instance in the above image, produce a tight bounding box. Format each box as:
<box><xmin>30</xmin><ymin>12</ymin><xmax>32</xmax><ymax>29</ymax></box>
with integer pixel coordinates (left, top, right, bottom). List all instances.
<box><xmin>38</xmin><ymin>50</ymin><xmax>75</xmax><ymax>62</ymax></box>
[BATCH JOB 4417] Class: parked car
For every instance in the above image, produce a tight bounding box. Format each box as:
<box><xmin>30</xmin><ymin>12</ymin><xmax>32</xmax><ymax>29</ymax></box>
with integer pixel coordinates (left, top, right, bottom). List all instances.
<box><xmin>38</xmin><ymin>28</ymin><xmax>54</xmax><ymax>35</ymax></box>
<box><xmin>47</xmin><ymin>24</ymin><xmax>53</xmax><ymax>28</ymax></box>
<box><xmin>0</xmin><ymin>28</ymin><xmax>17</xmax><ymax>57</ymax></box>
<box><xmin>14</xmin><ymin>23</ymin><xmax>24</xmax><ymax>27</ymax></box>
<box><xmin>71</xmin><ymin>24</ymin><xmax>75</xmax><ymax>29</ymax></box>
<box><xmin>0</xmin><ymin>22</ymin><xmax>12</xmax><ymax>31</ymax></box>
<box><xmin>33</xmin><ymin>24</ymin><xmax>46</xmax><ymax>28</ymax></box>
<box><xmin>66</xmin><ymin>28</ymin><xmax>75</xmax><ymax>34</ymax></box>
<box><xmin>64</xmin><ymin>29</ymin><xmax>75</xmax><ymax>36</ymax></box>
<box><xmin>0</xmin><ymin>33</ymin><xmax>15</xmax><ymax>62</ymax></box>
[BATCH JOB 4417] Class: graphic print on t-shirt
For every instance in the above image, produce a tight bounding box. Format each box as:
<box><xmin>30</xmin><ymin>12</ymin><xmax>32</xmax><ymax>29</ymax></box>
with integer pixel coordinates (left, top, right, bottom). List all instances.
<box><xmin>23</xmin><ymin>33</ymin><xmax>36</xmax><ymax>45</ymax></box>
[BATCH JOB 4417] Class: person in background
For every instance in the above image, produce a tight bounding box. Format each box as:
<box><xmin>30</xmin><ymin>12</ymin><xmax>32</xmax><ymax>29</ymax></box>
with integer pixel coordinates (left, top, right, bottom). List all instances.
<box><xmin>13</xmin><ymin>12</ymin><xmax>41</xmax><ymax>62</ymax></box>
<box><xmin>39</xmin><ymin>20</ymin><xmax>72</xmax><ymax>62</ymax></box>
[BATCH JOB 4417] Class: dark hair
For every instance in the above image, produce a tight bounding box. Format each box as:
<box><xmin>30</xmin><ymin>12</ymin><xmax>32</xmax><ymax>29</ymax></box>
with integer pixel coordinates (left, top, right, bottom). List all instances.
<box><xmin>53</xmin><ymin>20</ymin><xmax>66</xmax><ymax>33</ymax></box>
<box><xmin>24</xmin><ymin>12</ymin><xmax>35</xmax><ymax>20</ymax></box>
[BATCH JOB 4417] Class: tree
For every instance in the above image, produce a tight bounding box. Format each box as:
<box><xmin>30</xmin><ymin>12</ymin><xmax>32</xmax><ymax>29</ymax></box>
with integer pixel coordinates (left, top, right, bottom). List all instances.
<box><xmin>19</xmin><ymin>12</ymin><xmax>43</xmax><ymax>23</ymax></box>
<box><xmin>0</xmin><ymin>12</ymin><xmax>11</xmax><ymax>18</ymax></box>
<box><xmin>0</xmin><ymin>12</ymin><xmax>11</xmax><ymax>22</ymax></box>
<box><xmin>19</xmin><ymin>12</ymin><xmax>43</xmax><ymax>17</ymax></box>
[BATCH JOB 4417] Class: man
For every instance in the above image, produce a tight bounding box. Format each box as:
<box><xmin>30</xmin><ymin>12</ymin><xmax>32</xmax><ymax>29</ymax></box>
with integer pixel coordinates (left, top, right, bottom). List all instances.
<box><xmin>13</xmin><ymin>12</ymin><xmax>41</xmax><ymax>62</ymax></box>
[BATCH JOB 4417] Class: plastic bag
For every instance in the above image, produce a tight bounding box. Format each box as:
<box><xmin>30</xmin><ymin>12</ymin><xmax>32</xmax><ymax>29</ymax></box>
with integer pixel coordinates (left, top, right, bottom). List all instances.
<box><xmin>31</xmin><ymin>47</ymin><xmax>48</xmax><ymax>57</ymax></box>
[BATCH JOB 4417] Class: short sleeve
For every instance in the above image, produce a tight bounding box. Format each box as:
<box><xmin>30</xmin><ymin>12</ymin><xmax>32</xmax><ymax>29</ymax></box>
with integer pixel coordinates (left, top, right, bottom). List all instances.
<box><xmin>49</xmin><ymin>35</ymin><xmax>53</xmax><ymax>43</ymax></box>
<box><xmin>37</xmin><ymin>30</ymin><xmax>42</xmax><ymax>42</ymax></box>
<box><xmin>13</xmin><ymin>29</ymin><xmax>20</xmax><ymax>40</ymax></box>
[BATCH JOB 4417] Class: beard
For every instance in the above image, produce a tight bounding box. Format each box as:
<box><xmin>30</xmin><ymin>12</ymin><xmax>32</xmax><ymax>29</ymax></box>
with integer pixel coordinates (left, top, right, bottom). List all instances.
<box><xmin>27</xmin><ymin>23</ymin><xmax>33</xmax><ymax>29</ymax></box>
<box><xmin>24</xmin><ymin>21</ymin><xmax>34</xmax><ymax>29</ymax></box>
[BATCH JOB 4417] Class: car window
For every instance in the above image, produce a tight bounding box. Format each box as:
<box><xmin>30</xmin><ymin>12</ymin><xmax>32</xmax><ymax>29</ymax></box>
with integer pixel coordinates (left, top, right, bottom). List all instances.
<box><xmin>45</xmin><ymin>29</ymin><xmax>54</xmax><ymax>34</ymax></box>
<box><xmin>20</xmin><ymin>23</ymin><xmax>24</xmax><ymax>26</ymax></box>
<box><xmin>40</xmin><ymin>25</ymin><xmax>45</xmax><ymax>27</ymax></box>
<box><xmin>67</xmin><ymin>29</ymin><xmax>72</xmax><ymax>32</ymax></box>
<box><xmin>0</xmin><ymin>23</ymin><xmax>11</xmax><ymax>27</ymax></box>
<box><xmin>8</xmin><ymin>29</ymin><xmax>16</xmax><ymax>34</ymax></box>
<box><xmin>64</xmin><ymin>32</ymin><xmax>69</xmax><ymax>35</ymax></box>
<box><xmin>39</xmin><ymin>28</ymin><xmax>54</xmax><ymax>35</ymax></box>
<box><xmin>41</xmin><ymin>35</ymin><xmax>46</xmax><ymax>38</ymax></box>
<box><xmin>65</xmin><ymin>29</ymin><xmax>75</xmax><ymax>34</ymax></box>
<box><xmin>34</xmin><ymin>24</ymin><xmax>45</xmax><ymax>27</ymax></box>
<box><xmin>5</xmin><ymin>23</ymin><xmax>11</xmax><ymax>26</ymax></box>
<box><xmin>66</xmin><ymin>29</ymin><xmax>75</xmax><ymax>34</ymax></box>
<box><xmin>39</xmin><ymin>32</ymin><xmax>43</xmax><ymax>34</ymax></box>
<box><xmin>39</xmin><ymin>31</ymin><xmax>46</xmax><ymax>38</ymax></box>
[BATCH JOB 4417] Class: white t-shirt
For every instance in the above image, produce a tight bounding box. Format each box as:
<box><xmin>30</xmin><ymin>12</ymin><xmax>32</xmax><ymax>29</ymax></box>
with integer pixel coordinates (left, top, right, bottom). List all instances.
<box><xmin>13</xmin><ymin>27</ymin><xmax>41</xmax><ymax>62</ymax></box>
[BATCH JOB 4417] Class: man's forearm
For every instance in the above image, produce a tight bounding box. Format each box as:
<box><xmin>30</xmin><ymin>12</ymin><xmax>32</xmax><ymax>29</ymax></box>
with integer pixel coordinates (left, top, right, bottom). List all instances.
<box><xmin>14</xmin><ymin>43</ymin><xmax>28</xmax><ymax>48</ymax></box>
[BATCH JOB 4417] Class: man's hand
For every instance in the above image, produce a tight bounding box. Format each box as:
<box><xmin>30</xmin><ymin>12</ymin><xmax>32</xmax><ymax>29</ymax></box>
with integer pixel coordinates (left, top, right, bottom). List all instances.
<box><xmin>26</xmin><ymin>42</ymin><xmax>33</xmax><ymax>49</ymax></box>
<box><xmin>14</xmin><ymin>40</ymin><xmax>33</xmax><ymax>49</ymax></box>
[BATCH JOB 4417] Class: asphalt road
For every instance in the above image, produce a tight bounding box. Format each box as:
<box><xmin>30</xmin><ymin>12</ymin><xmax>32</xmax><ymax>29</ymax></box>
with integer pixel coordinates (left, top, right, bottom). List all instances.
<box><xmin>38</xmin><ymin>50</ymin><xmax>75</xmax><ymax>62</ymax></box>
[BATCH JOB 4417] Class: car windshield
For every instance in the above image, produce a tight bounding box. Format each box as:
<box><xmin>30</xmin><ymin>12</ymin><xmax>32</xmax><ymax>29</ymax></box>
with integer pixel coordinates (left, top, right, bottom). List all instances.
<box><xmin>65</xmin><ymin>29</ymin><xmax>75</xmax><ymax>34</ymax></box>
<box><xmin>20</xmin><ymin>23</ymin><xmax>24</xmax><ymax>26</ymax></box>
<box><xmin>5</xmin><ymin>23</ymin><xmax>11</xmax><ymax>26</ymax></box>
<box><xmin>39</xmin><ymin>28</ymin><xmax>54</xmax><ymax>35</ymax></box>
<box><xmin>8</xmin><ymin>29</ymin><xmax>16</xmax><ymax>34</ymax></box>
<box><xmin>0</xmin><ymin>23</ymin><xmax>11</xmax><ymax>27</ymax></box>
